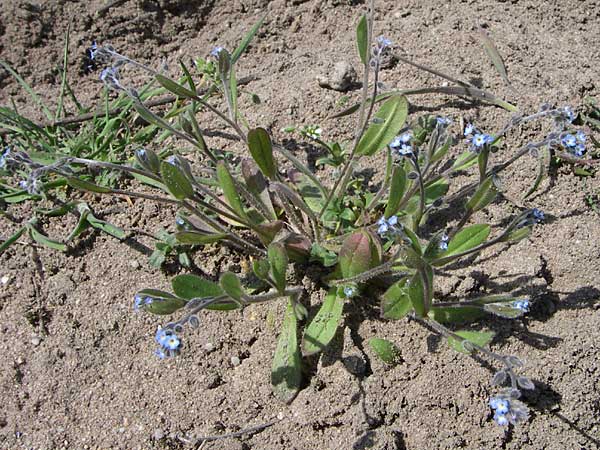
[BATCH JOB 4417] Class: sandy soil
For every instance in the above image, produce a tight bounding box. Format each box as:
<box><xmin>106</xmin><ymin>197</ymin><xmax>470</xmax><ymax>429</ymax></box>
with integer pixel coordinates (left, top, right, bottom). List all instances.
<box><xmin>1</xmin><ymin>0</ymin><xmax>599</xmax><ymax>449</ymax></box>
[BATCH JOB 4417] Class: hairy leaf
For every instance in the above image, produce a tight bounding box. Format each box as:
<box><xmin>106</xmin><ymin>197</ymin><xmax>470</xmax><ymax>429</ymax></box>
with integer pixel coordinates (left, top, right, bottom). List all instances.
<box><xmin>356</xmin><ymin>96</ymin><xmax>408</xmax><ymax>156</ymax></box>
<box><xmin>302</xmin><ymin>288</ymin><xmax>344</xmax><ymax>356</ymax></box>
<box><xmin>271</xmin><ymin>298</ymin><xmax>302</xmax><ymax>403</ymax></box>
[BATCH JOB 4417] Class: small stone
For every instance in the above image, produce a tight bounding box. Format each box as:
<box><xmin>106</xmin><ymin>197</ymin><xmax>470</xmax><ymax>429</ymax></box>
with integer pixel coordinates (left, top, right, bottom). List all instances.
<box><xmin>1</xmin><ymin>275</ymin><xmax>10</xmax><ymax>285</ymax></box>
<box><xmin>230</xmin><ymin>356</ymin><xmax>241</xmax><ymax>366</ymax></box>
<box><xmin>152</xmin><ymin>429</ymin><xmax>164</xmax><ymax>440</ymax></box>
<box><xmin>277</xmin><ymin>412</ymin><xmax>285</xmax><ymax>420</ymax></box>
<box><xmin>118</xmin><ymin>427</ymin><xmax>125</xmax><ymax>433</ymax></box>
<box><xmin>31</xmin><ymin>336</ymin><xmax>41</xmax><ymax>347</ymax></box>
<box><xmin>129</xmin><ymin>260</ymin><xmax>140</xmax><ymax>270</ymax></box>
<box><xmin>317</xmin><ymin>61</ymin><xmax>358</xmax><ymax>92</ymax></box>
<box><xmin>204</xmin><ymin>342</ymin><xmax>215</xmax><ymax>352</ymax></box>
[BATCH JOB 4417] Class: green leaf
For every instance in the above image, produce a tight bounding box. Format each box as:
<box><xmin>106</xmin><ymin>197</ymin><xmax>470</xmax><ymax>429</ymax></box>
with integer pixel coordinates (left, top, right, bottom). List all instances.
<box><xmin>466</xmin><ymin>177</ymin><xmax>497</xmax><ymax>212</ymax></box>
<box><xmin>216</xmin><ymin>162</ymin><xmax>248</xmax><ymax>222</ymax></box>
<box><xmin>356</xmin><ymin>96</ymin><xmax>409</xmax><ymax>156</ymax></box>
<box><xmin>268</xmin><ymin>242</ymin><xmax>288</xmax><ymax>294</ymax></box>
<box><xmin>67</xmin><ymin>177</ymin><xmax>112</xmax><ymax>194</ymax></box>
<box><xmin>271</xmin><ymin>298</ymin><xmax>302</xmax><ymax>403</ymax></box>
<box><xmin>302</xmin><ymin>287</ymin><xmax>345</xmax><ymax>356</ymax></box>
<box><xmin>428</xmin><ymin>306</ymin><xmax>485</xmax><ymax>324</ymax></box>
<box><xmin>451</xmin><ymin>151</ymin><xmax>478</xmax><ymax>172</ymax></box>
<box><xmin>155</xmin><ymin>74</ymin><xmax>197</xmax><ymax>100</ymax></box>
<box><xmin>477</xmin><ymin>26</ymin><xmax>511</xmax><ymax>87</ymax></box>
<box><xmin>248</xmin><ymin>128</ymin><xmax>277</xmax><ymax>179</ymax></box>
<box><xmin>86</xmin><ymin>214</ymin><xmax>127</xmax><ymax>240</ymax></box>
<box><xmin>135</xmin><ymin>289</ymin><xmax>187</xmax><ymax>315</ymax></box>
<box><xmin>356</xmin><ymin>14</ymin><xmax>368</xmax><ymax>65</ymax></box>
<box><xmin>338</xmin><ymin>230</ymin><xmax>382</xmax><ymax>279</ymax></box>
<box><xmin>381</xmin><ymin>278</ymin><xmax>413</xmax><ymax>320</ymax></box>
<box><xmin>448</xmin><ymin>330</ymin><xmax>495</xmax><ymax>354</ymax></box>
<box><xmin>384</xmin><ymin>165</ymin><xmax>407</xmax><ymax>218</ymax></box>
<box><xmin>0</xmin><ymin>226</ymin><xmax>26</xmax><ymax>255</ymax></box>
<box><xmin>500</xmin><ymin>226</ymin><xmax>531</xmax><ymax>243</ymax></box>
<box><xmin>160</xmin><ymin>160</ymin><xmax>194</xmax><ymax>200</ymax></box>
<box><xmin>444</xmin><ymin>224</ymin><xmax>491</xmax><ymax>257</ymax></box>
<box><xmin>28</xmin><ymin>227</ymin><xmax>67</xmax><ymax>251</ymax></box>
<box><xmin>170</xmin><ymin>274</ymin><xmax>235</xmax><ymax>310</ymax></box>
<box><xmin>369</xmin><ymin>338</ymin><xmax>401</xmax><ymax>364</ymax></box>
<box><xmin>253</xmin><ymin>259</ymin><xmax>271</xmax><ymax>280</ymax></box>
<box><xmin>231</xmin><ymin>15</ymin><xmax>265</xmax><ymax>64</ymax></box>
<box><xmin>219</xmin><ymin>271</ymin><xmax>244</xmax><ymax>302</ymax></box>
<box><xmin>309</xmin><ymin>243</ymin><xmax>338</xmax><ymax>267</ymax></box>
<box><xmin>174</xmin><ymin>231</ymin><xmax>227</xmax><ymax>245</ymax></box>
<box><xmin>407</xmin><ymin>271</ymin><xmax>427</xmax><ymax>318</ymax></box>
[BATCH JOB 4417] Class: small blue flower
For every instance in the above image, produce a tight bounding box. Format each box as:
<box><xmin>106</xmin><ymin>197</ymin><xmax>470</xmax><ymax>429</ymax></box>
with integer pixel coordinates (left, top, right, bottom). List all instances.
<box><xmin>0</xmin><ymin>147</ymin><xmax>10</xmax><ymax>169</ymax></box>
<box><xmin>165</xmin><ymin>155</ymin><xmax>178</xmax><ymax>166</ymax></box>
<box><xmin>154</xmin><ymin>327</ymin><xmax>182</xmax><ymax>358</ymax></box>
<box><xmin>210</xmin><ymin>46</ymin><xmax>224</xmax><ymax>57</ymax></box>
<box><xmin>154</xmin><ymin>349</ymin><xmax>167</xmax><ymax>359</ymax></box>
<box><xmin>472</xmin><ymin>133</ymin><xmax>494</xmax><ymax>148</ymax></box>
<box><xmin>490</xmin><ymin>397</ymin><xmax>510</xmax><ymax>415</ymax></box>
<box><xmin>532</xmin><ymin>208</ymin><xmax>545</xmax><ymax>222</ymax></box>
<box><xmin>436</xmin><ymin>116</ymin><xmax>452</xmax><ymax>127</ymax></box>
<box><xmin>494</xmin><ymin>413</ymin><xmax>509</xmax><ymax>426</ymax></box>
<box><xmin>387</xmin><ymin>215</ymin><xmax>398</xmax><ymax>226</ymax></box>
<box><xmin>136</xmin><ymin>148</ymin><xmax>146</xmax><ymax>157</ymax></box>
<box><xmin>390</xmin><ymin>133</ymin><xmax>413</xmax><ymax>156</ymax></box>
<box><xmin>89</xmin><ymin>41</ymin><xmax>98</xmax><ymax>60</ymax></box>
<box><xmin>343</xmin><ymin>286</ymin><xmax>356</xmax><ymax>298</ymax></box>
<box><xmin>464</xmin><ymin>123</ymin><xmax>475</xmax><ymax>136</ymax></box>
<box><xmin>377</xmin><ymin>215</ymin><xmax>400</xmax><ymax>237</ymax></box>
<box><xmin>489</xmin><ymin>393</ymin><xmax>530</xmax><ymax>426</ymax></box>
<box><xmin>176</xmin><ymin>217</ymin><xmax>185</xmax><ymax>227</ymax></box>
<box><xmin>377</xmin><ymin>36</ymin><xmax>392</xmax><ymax>49</ymax></box>
<box><xmin>439</xmin><ymin>234</ymin><xmax>449</xmax><ymax>251</ymax></box>
<box><xmin>563</xmin><ymin>106</ymin><xmax>575</xmax><ymax>123</ymax></box>
<box><xmin>164</xmin><ymin>334</ymin><xmax>181</xmax><ymax>351</ymax></box>
<box><xmin>576</xmin><ymin>130</ymin><xmax>586</xmax><ymax>143</ymax></box>
<box><xmin>561</xmin><ymin>134</ymin><xmax>577</xmax><ymax>148</ymax></box>
<box><xmin>574</xmin><ymin>143</ymin><xmax>585</xmax><ymax>157</ymax></box>
<box><xmin>19</xmin><ymin>180</ymin><xmax>29</xmax><ymax>190</ymax></box>
<box><xmin>134</xmin><ymin>294</ymin><xmax>144</xmax><ymax>311</ymax></box>
<box><xmin>512</xmin><ymin>299</ymin><xmax>530</xmax><ymax>312</ymax></box>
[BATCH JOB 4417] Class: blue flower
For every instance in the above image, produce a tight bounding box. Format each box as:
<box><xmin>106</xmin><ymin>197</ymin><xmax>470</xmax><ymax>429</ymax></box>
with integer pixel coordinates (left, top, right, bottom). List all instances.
<box><xmin>436</xmin><ymin>116</ymin><xmax>452</xmax><ymax>127</ymax></box>
<box><xmin>563</xmin><ymin>106</ymin><xmax>575</xmax><ymax>123</ymax></box>
<box><xmin>0</xmin><ymin>147</ymin><xmax>10</xmax><ymax>169</ymax></box>
<box><xmin>377</xmin><ymin>215</ymin><xmax>400</xmax><ymax>237</ymax></box>
<box><xmin>489</xmin><ymin>393</ymin><xmax>530</xmax><ymax>426</ymax></box>
<box><xmin>471</xmin><ymin>133</ymin><xmax>494</xmax><ymax>148</ymax></box>
<box><xmin>464</xmin><ymin>123</ymin><xmax>475</xmax><ymax>136</ymax></box>
<box><xmin>89</xmin><ymin>41</ymin><xmax>98</xmax><ymax>60</ymax></box>
<box><xmin>512</xmin><ymin>299</ymin><xmax>530</xmax><ymax>312</ymax></box>
<box><xmin>343</xmin><ymin>286</ymin><xmax>356</xmax><ymax>298</ymax></box>
<box><xmin>390</xmin><ymin>133</ymin><xmax>413</xmax><ymax>156</ymax></box>
<box><xmin>576</xmin><ymin>130</ymin><xmax>586</xmax><ymax>143</ymax></box>
<box><xmin>155</xmin><ymin>327</ymin><xmax>182</xmax><ymax>358</ymax></box>
<box><xmin>377</xmin><ymin>36</ymin><xmax>392</xmax><ymax>49</ymax></box>
<box><xmin>210</xmin><ymin>46</ymin><xmax>224</xmax><ymax>57</ymax></box>
<box><xmin>439</xmin><ymin>234</ymin><xmax>449</xmax><ymax>251</ymax></box>
<box><xmin>532</xmin><ymin>208</ymin><xmax>545</xmax><ymax>222</ymax></box>
<box><xmin>561</xmin><ymin>134</ymin><xmax>577</xmax><ymax>148</ymax></box>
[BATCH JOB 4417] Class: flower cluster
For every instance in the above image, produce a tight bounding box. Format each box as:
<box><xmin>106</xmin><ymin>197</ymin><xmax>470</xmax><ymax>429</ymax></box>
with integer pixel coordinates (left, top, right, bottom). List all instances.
<box><xmin>154</xmin><ymin>327</ymin><xmax>182</xmax><ymax>359</ymax></box>
<box><xmin>464</xmin><ymin>123</ymin><xmax>494</xmax><ymax>153</ymax></box>
<box><xmin>560</xmin><ymin>130</ymin><xmax>586</xmax><ymax>157</ymax></box>
<box><xmin>376</xmin><ymin>215</ymin><xmax>401</xmax><ymax>237</ymax></box>
<box><xmin>436</xmin><ymin>116</ymin><xmax>452</xmax><ymax>128</ymax></box>
<box><xmin>390</xmin><ymin>132</ymin><xmax>413</xmax><ymax>157</ymax></box>
<box><xmin>439</xmin><ymin>233</ymin><xmax>449</xmax><ymax>251</ymax></box>
<box><xmin>489</xmin><ymin>390</ymin><xmax>530</xmax><ymax>426</ymax></box>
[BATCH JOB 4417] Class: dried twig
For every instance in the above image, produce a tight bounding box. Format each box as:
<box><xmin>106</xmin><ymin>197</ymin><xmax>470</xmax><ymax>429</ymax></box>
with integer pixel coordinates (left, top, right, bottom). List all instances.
<box><xmin>177</xmin><ymin>419</ymin><xmax>279</xmax><ymax>447</ymax></box>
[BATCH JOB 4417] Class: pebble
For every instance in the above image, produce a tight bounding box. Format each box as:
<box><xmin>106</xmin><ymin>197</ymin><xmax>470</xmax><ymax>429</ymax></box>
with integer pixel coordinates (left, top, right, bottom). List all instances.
<box><xmin>317</xmin><ymin>61</ymin><xmax>357</xmax><ymax>92</ymax></box>
<box><xmin>153</xmin><ymin>429</ymin><xmax>165</xmax><ymax>440</ymax></box>
<box><xmin>129</xmin><ymin>260</ymin><xmax>140</xmax><ymax>270</ymax></box>
<box><xmin>230</xmin><ymin>356</ymin><xmax>241</xmax><ymax>366</ymax></box>
<box><xmin>31</xmin><ymin>336</ymin><xmax>41</xmax><ymax>347</ymax></box>
<box><xmin>204</xmin><ymin>342</ymin><xmax>215</xmax><ymax>352</ymax></box>
<box><xmin>0</xmin><ymin>275</ymin><xmax>10</xmax><ymax>285</ymax></box>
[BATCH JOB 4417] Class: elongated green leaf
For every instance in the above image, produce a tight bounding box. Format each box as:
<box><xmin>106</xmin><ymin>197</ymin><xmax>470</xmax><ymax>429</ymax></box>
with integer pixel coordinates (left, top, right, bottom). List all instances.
<box><xmin>466</xmin><ymin>177</ymin><xmax>497</xmax><ymax>212</ymax></box>
<box><xmin>500</xmin><ymin>226</ymin><xmax>531</xmax><ymax>243</ymax></box>
<box><xmin>86</xmin><ymin>213</ymin><xmax>127</xmax><ymax>239</ymax></box>
<box><xmin>408</xmin><ymin>271</ymin><xmax>427</xmax><ymax>317</ymax></box>
<box><xmin>155</xmin><ymin>74</ymin><xmax>197</xmax><ymax>100</ymax></box>
<box><xmin>248</xmin><ymin>128</ymin><xmax>277</xmax><ymax>179</ymax></box>
<box><xmin>172</xmin><ymin>274</ymin><xmax>223</xmax><ymax>299</ymax></box>
<box><xmin>219</xmin><ymin>271</ymin><xmax>244</xmax><ymax>302</ymax></box>
<box><xmin>160</xmin><ymin>160</ymin><xmax>194</xmax><ymax>200</ymax></box>
<box><xmin>452</xmin><ymin>151</ymin><xmax>478</xmax><ymax>172</ymax></box>
<box><xmin>231</xmin><ymin>15</ymin><xmax>266</xmax><ymax>64</ymax></box>
<box><xmin>384</xmin><ymin>165</ymin><xmax>407</xmax><ymax>218</ymax></box>
<box><xmin>216</xmin><ymin>162</ymin><xmax>248</xmax><ymax>221</ymax></box>
<box><xmin>268</xmin><ymin>242</ymin><xmax>288</xmax><ymax>294</ymax></box>
<box><xmin>428</xmin><ymin>306</ymin><xmax>486</xmax><ymax>323</ymax></box>
<box><xmin>369</xmin><ymin>338</ymin><xmax>401</xmax><ymax>364</ymax></box>
<box><xmin>444</xmin><ymin>224</ymin><xmax>491</xmax><ymax>257</ymax></box>
<box><xmin>241</xmin><ymin>158</ymin><xmax>277</xmax><ymax>220</ymax></box>
<box><xmin>175</xmin><ymin>231</ymin><xmax>227</xmax><ymax>245</ymax></box>
<box><xmin>66</xmin><ymin>208</ymin><xmax>90</xmax><ymax>241</ymax></box>
<box><xmin>28</xmin><ymin>227</ymin><xmax>67</xmax><ymax>251</ymax></box>
<box><xmin>271</xmin><ymin>298</ymin><xmax>302</xmax><ymax>403</ymax></box>
<box><xmin>381</xmin><ymin>278</ymin><xmax>413</xmax><ymax>320</ymax></box>
<box><xmin>135</xmin><ymin>289</ymin><xmax>187</xmax><ymax>315</ymax></box>
<box><xmin>302</xmin><ymin>288</ymin><xmax>345</xmax><ymax>356</ymax></box>
<box><xmin>477</xmin><ymin>26</ymin><xmax>511</xmax><ymax>87</ymax></box>
<box><xmin>356</xmin><ymin>14</ymin><xmax>368</xmax><ymax>65</ymax></box>
<box><xmin>0</xmin><ymin>226</ymin><xmax>26</xmax><ymax>255</ymax></box>
<box><xmin>229</xmin><ymin>64</ymin><xmax>238</xmax><ymax>119</ymax></box>
<box><xmin>448</xmin><ymin>330</ymin><xmax>495</xmax><ymax>354</ymax></box>
<box><xmin>356</xmin><ymin>96</ymin><xmax>408</xmax><ymax>156</ymax></box>
<box><xmin>67</xmin><ymin>177</ymin><xmax>112</xmax><ymax>194</ymax></box>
